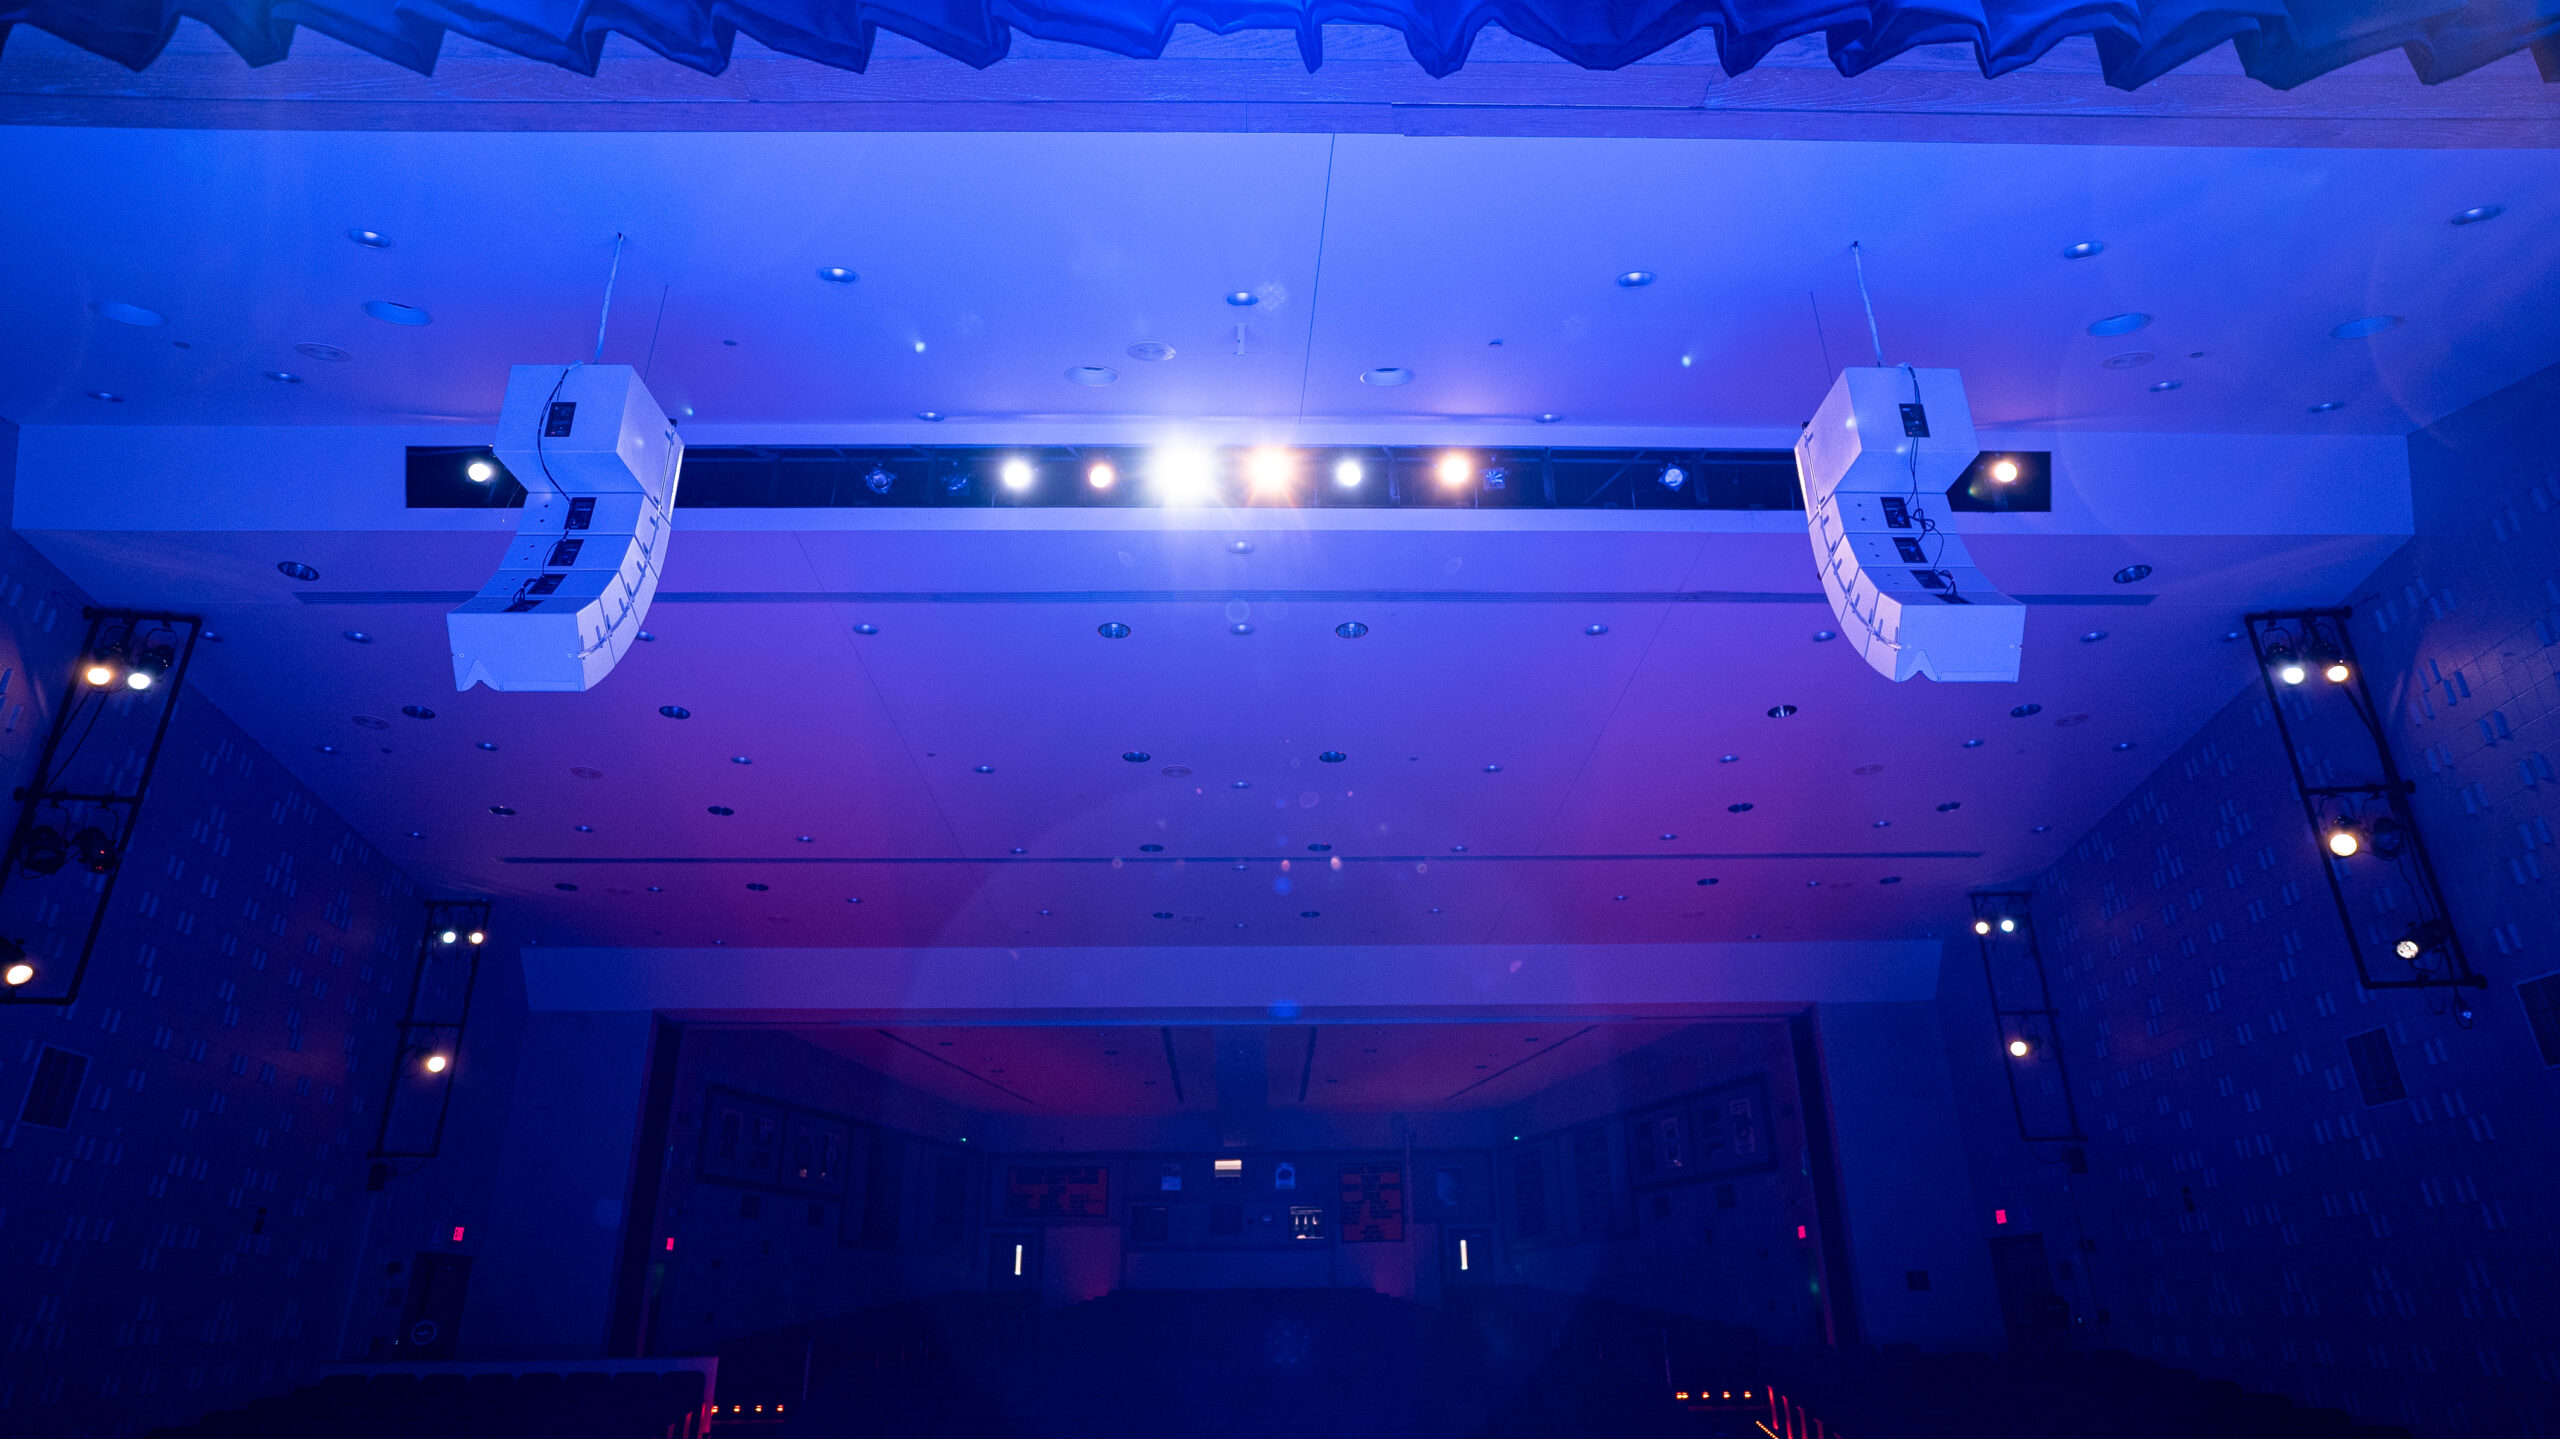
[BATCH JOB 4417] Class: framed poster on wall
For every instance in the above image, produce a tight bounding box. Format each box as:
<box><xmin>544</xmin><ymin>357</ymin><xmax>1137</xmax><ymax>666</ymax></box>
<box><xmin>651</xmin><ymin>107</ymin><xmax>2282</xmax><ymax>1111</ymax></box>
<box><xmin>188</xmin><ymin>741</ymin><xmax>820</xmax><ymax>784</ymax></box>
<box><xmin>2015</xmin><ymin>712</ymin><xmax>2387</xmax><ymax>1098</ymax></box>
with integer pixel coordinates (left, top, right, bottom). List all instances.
<box><xmin>1005</xmin><ymin>1164</ymin><xmax>1112</xmax><ymax>1219</ymax></box>
<box><xmin>699</xmin><ymin>1088</ymin><xmax>790</xmax><ymax>1186</ymax></box>
<box><xmin>1689</xmin><ymin>1076</ymin><xmax>1775</xmax><ymax>1179</ymax></box>
<box><xmin>1339</xmin><ymin>1160</ymin><xmax>1404</xmax><ymax>1243</ymax></box>
<box><xmin>782</xmin><ymin>1112</ymin><xmax>853</xmax><ymax>1195</ymax></box>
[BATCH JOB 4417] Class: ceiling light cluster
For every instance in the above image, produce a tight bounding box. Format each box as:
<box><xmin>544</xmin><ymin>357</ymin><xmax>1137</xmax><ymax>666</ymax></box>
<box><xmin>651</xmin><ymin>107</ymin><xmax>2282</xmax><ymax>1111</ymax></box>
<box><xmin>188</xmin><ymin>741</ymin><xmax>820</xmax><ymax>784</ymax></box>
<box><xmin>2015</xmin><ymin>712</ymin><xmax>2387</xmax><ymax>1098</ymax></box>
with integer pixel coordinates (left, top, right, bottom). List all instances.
<box><xmin>2262</xmin><ymin>619</ymin><xmax>2351</xmax><ymax>687</ymax></box>
<box><xmin>83</xmin><ymin>622</ymin><xmax>176</xmax><ymax>692</ymax></box>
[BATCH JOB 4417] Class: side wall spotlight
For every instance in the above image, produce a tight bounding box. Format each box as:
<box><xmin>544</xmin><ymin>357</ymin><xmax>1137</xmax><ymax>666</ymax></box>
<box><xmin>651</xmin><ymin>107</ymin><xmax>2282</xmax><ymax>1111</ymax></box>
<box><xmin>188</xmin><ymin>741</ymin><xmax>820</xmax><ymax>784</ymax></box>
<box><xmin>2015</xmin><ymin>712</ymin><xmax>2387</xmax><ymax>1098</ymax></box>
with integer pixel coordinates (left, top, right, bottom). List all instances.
<box><xmin>2266</xmin><ymin>637</ymin><xmax>2306</xmax><ymax>686</ymax></box>
<box><xmin>2324</xmin><ymin>820</ymin><xmax>2363</xmax><ymax>858</ymax></box>
<box><xmin>21</xmin><ymin>825</ymin><xmax>69</xmax><ymax>876</ymax></box>
<box><xmin>72</xmin><ymin>826</ymin><xmax>116</xmax><ymax>874</ymax></box>
<box><xmin>2006</xmin><ymin>1036</ymin><xmax>2037</xmax><ymax>1059</ymax></box>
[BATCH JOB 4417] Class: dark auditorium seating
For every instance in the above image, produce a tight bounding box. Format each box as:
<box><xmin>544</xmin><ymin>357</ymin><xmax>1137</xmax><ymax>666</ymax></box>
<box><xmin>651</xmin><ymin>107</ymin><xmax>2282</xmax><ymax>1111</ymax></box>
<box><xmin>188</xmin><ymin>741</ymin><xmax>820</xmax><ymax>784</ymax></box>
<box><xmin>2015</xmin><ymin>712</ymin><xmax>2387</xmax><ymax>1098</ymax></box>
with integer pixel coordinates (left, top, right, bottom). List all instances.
<box><xmin>141</xmin><ymin>1365</ymin><xmax>707</xmax><ymax>1439</ymax></box>
<box><xmin>700</xmin><ymin>1287</ymin><xmax>2416</xmax><ymax>1439</ymax></box>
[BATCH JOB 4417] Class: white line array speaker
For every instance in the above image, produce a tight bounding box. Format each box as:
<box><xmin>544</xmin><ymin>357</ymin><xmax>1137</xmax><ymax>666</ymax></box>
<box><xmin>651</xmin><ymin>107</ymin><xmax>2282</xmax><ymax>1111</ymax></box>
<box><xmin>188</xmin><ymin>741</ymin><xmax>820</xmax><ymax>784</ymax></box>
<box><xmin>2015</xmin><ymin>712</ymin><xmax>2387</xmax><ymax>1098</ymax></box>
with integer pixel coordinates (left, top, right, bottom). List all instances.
<box><xmin>448</xmin><ymin>364</ymin><xmax>683</xmax><ymax>692</ymax></box>
<box><xmin>1794</xmin><ymin>367</ymin><xmax>2024</xmax><ymax>683</ymax></box>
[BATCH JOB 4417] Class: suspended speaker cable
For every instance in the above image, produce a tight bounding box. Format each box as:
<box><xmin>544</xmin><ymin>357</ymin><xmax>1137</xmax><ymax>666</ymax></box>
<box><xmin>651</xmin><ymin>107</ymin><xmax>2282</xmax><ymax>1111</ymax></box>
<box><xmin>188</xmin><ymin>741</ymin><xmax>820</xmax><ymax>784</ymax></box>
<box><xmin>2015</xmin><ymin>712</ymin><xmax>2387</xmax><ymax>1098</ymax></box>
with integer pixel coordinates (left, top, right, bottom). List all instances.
<box><xmin>593</xmin><ymin>231</ymin><xmax>626</xmax><ymax>364</ymax></box>
<box><xmin>1849</xmin><ymin>241</ymin><xmax>1885</xmax><ymax>368</ymax></box>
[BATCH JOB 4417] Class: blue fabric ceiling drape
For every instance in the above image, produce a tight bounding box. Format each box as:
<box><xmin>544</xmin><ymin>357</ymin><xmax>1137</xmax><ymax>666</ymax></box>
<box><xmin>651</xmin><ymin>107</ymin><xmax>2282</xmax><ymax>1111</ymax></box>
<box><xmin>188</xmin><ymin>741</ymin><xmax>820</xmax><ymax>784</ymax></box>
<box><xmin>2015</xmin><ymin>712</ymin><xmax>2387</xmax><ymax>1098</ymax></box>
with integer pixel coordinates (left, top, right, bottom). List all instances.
<box><xmin>4</xmin><ymin>0</ymin><xmax>2555</xmax><ymax>89</ymax></box>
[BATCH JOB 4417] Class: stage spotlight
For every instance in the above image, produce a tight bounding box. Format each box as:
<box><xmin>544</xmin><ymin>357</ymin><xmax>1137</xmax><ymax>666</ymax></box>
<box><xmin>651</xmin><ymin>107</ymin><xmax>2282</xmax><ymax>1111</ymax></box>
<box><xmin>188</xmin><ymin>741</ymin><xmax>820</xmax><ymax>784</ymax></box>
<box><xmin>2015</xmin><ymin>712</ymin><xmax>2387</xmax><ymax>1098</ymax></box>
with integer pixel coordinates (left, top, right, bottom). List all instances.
<box><xmin>2364</xmin><ymin>815</ymin><xmax>2407</xmax><ymax>860</ymax></box>
<box><xmin>3</xmin><ymin>958</ymin><xmax>32</xmax><ymax>988</ymax></box>
<box><xmin>1998</xmin><ymin>917</ymin><xmax>2017</xmax><ymax>933</ymax></box>
<box><xmin>1153</xmin><ymin>448</ymin><xmax>1216</xmax><ymax>506</ymax></box>
<box><xmin>439</xmin><ymin>929</ymin><xmax>459</xmax><ymax>945</ymax></box>
<box><xmin>1334</xmin><ymin>459</ymin><xmax>1364</xmax><ymax>489</ymax></box>
<box><xmin>1990</xmin><ymin>458</ymin><xmax>2020</xmax><ymax>484</ymax></box>
<box><xmin>1658</xmin><ymin>464</ymin><xmax>1688</xmax><ymax>491</ymax></box>
<box><xmin>2324</xmin><ymin>821</ymin><xmax>2362</xmax><ymax>858</ymax></box>
<box><xmin>467</xmin><ymin>929</ymin><xmax>486</xmax><ymax>946</ymax></box>
<box><xmin>2007</xmin><ymin>1037</ymin><xmax>2036</xmax><ymax>1059</ymax></box>
<box><xmin>1247</xmin><ymin>447</ymin><xmax>1296</xmax><ymax>496</ymax></box>
<box><xmin>2393</xmin><ymin>919</ymin><xmax>2448</xmax><ymax>962</ymax></box>
<box><xmin>999</xmin><ymin>457</ymin><xmax>1035</xmax><ymax>492</ymax></box>
<box><xmin>86</xmin><ymin>631</ymin><xmax>128</xmax><ymax>687</ymax></box>
<box><xmin>73</xmin><ymin>826</ymin><xmax>116</xmax><ymax>874</ymax></box>
<box><xmin>1087</xmin><ymin>461</ymin><xmax>1116</xmax><ymax>491</ymax></box>
<box><xmin>127</xmin><ymin>641</ymin><xmax>174</xmax><ymax>691</ymax></box>
<box><xmin>466</xmin><ymin>460</ymin><xmax>496</xmax><ymax>483</ymax></box>
<box><xmin>1435</xmin><ymin>453</ymin><xmax>1474</xmax><ymax>489</ymax></box>
<box><xmin>423</xmin><ymin>1053</ymin><xmax>450</xmax><ymax>1074</ymax></box>
<box><xmin>2266</xmin><ymin>639</ymin><xmax>2306</xmax><ymax>686</ymax></box>
<box><xmin>21</xmin><ymin>826</ymin><xmax>68</xmax><ymax>876</ymax></box>
<box><xmin>1973</xmin><ymin>919</ymin><xmax>1992</xmax><ymax>935</ymax></box>
<box><xmin>2304</xmin><ymin>634</ymin><xmax>2349</xmax><ymax>684</ymax></box>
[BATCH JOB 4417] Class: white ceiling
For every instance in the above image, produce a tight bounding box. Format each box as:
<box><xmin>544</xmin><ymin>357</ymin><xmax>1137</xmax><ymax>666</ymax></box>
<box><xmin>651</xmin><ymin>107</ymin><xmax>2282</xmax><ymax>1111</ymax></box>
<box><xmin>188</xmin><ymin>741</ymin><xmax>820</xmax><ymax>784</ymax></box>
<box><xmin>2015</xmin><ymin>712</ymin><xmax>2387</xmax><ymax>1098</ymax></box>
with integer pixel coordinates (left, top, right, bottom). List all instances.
<box><xmin>783</xmin><ymin>1021</ymin><xmax>1697</xmax><ymax>1114</ymax></box>
<box><xmin>0</xmin><ymin>117</ymin><xmax>2503</xmax><ymax>966</ymax></box>
<box><xmin>1</xmin><ymin>127</ymin><xmax>2555</xmax><ymax>436</ymax></box>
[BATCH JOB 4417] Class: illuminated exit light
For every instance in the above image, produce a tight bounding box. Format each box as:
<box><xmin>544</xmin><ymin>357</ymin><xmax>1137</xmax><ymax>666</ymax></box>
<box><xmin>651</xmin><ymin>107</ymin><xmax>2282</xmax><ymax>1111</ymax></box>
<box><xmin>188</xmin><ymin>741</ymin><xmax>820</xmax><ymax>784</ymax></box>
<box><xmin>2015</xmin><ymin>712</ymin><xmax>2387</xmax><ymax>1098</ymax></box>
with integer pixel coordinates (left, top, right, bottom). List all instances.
<box><xmin>1457</xmin><ymin>1239</ymin><xmax>1470</xmax><ymax>1271</ymax></box>
<box><xmin>1013</xmin><ymin>1243</ymin><xmax>1025</xmax><ymax>1278</ymax></box>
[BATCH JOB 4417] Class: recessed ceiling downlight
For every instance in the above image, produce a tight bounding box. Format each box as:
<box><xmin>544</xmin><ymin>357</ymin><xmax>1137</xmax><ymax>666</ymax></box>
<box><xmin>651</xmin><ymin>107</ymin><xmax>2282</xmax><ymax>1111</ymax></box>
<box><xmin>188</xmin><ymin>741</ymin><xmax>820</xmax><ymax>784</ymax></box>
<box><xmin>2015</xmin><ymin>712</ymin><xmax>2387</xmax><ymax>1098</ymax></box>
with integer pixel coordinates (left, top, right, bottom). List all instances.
<box><xmin>1066</xmin><ymin>366</ymin><xmax>1118</xmax><ymax>386</ymax></box>
<box><xmin>266</xmin><ymin>371</ymin><xmax>303</xmax><ymax>384</ymax></box>
<box><xmin>87</xmin><ymin>391</ymin><xmax>125</xmax><ymax>404</ymax></box>
<box><xmin>2150</xmin><ymin>380</ymin><xmax>2182</xmax><ymax>392</ymax></box>
<box><xmin>2061</xmin><ymin>241</ymin><xmax>2105</xmax><ymax>260</ymax></box>
<box><xmin>1226</xmin><ymin>291</ymin><xmax>1259</xmax><ymax>307</ymax></box>
<box><xmin>917</xmin><ymin>411</ymin><xmax>945</xmax><ymax>422</ymax></box>
<box><xmin>1360</xmin><ymin>367</ymin><xmax>1414</xmax><ymax>386</ymax></box>
<box><xmin>362</xmin><ymin>301</ymin><xmax>431</xmax><ymax>326</ymax></box>
<box><xmin>1535</xmin><ymin>413</ymin><xmax>1562</xmax><ymax>424</ymax></box>
<box><xmin>1127</xmin><ymin>342</ymin><xmax>1175</xmax><ymax>362</ymax></box>
<box><xmin>658</xmin><ymin>704</ymin><xmax>691</xmax><ymax>719</ymax></box>
<box><xmin>2113</xmin><ymin>563</ymin><xmax>2154</xmax><ymax>584</ymax></box>
<box><xmin>2086</xmin><ymin>312</ymin><xmax>2151</xmax><ymax>337</ymax></box>
<box><xmin>2307</xmin><ymin>400</ymin><xmax>2344</xmax><ymax>413</ymax></box>
<box><xmin>1335</xmin><ymin>622</ymin><xmax>1369</xmax><ymax>638</ymax></box>
<box><xmin>2451</xmin><ymin>205</ymin><xmax>2503</xmax><ymax>225</ymax></box>
<box><xmin>296</xmin><ymin>343</ymin><xmax>352</xmax><ymax>362</ymax></box>
<box><xmin>1097</xmin><ymin>622</ymin><xmax>1131</xmax><ymax>639</ymax></box>
<box><xmin>277</xmin><ymin>561</ymin><xmax>319</xmax><ymax>581</ymax></box>
<box><xmin>2330</xmin><ymin>315</ymin><xmax>2402</xmax><ymax>339</ymax></box>
<box><xmin>346</xmin><ymin>228</ymin><xmax>393</xmax><ymax>248</ymax></box>
<box><xmin>1616</xmin><ymin>271</ymin><xmax>1656</xmax><ymax>288</ymax></box>
<box><xmin>93</xmin><ymin>302</ymin><xmax>167</xmax><ymax>327</ymax></box>
<box><xmin>816</xmin><ymin>267</ymin><xmax>859</xmax><ymax>284</ymax></box>
<box><xmin>2100</xmin><ymin>352</ymin><xmax>2153</xmax><ymax>370</ymax></box>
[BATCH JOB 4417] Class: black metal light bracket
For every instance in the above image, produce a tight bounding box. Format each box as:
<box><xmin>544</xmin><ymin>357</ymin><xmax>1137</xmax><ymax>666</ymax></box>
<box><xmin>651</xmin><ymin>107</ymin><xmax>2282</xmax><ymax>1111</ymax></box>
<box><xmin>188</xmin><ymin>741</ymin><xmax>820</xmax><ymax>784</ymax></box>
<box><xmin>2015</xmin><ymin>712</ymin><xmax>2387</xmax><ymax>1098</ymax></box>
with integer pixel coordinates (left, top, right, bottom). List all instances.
<box><xmin>2245</xmin><ymin>607</ymin><xmax>2482</xmax><ymax>993</ymax></box>
<box><xmin>0</xmin><ymin>607</ymin><xmax>204</xmax><ymax>1007</ymax></box>
<box><xmin>369</xmin><ymin>899</ymin><xmax>492</xmax><ymax>1168</ymax></box>
<box><xmin>1969</xmin><ymin>890</ymin><xmax>2086</xmax><ymax>1148</ymax></box>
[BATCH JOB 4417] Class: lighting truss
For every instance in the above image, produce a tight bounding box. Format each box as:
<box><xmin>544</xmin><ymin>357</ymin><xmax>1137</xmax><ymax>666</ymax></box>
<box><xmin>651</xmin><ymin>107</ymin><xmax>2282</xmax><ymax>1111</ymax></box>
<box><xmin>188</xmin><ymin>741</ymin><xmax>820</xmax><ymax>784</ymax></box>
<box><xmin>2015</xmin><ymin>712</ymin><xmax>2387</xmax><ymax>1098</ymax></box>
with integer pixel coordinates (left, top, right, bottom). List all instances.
<box><xmin>369</xmin><ymin>899</ymin><xmax>493</xmax><ymax>1175</ymax></box>
<box><xmin>2245</xmin><ymin>608</ymin><xmax>2482</xmax><ymax>993</ymax></box>
<box><xmin>1969</xmin><ymin>891</ymin><xmax>2086</xmax><ymax>1149</ymax></box>
<box><xmin>0</xmin><ymin>607</ymin><xmax>203</xmax><ymax>1007</ymax></box>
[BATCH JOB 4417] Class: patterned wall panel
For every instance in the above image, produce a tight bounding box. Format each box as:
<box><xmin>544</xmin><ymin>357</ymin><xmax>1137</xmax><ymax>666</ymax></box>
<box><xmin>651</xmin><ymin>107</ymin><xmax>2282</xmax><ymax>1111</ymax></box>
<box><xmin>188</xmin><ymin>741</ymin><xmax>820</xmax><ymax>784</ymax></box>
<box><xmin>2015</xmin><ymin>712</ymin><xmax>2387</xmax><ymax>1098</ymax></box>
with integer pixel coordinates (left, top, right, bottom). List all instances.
<box><xmin>1939</xmin><ymin>363</ymin><xmax>2560</xmax><ymax>1438</ymax></box>
<box><xmin>0</xmin><ymin>523</ymin><xmax>446</xmax><ymax>1437</ymax></box>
